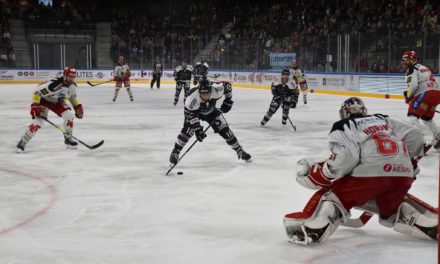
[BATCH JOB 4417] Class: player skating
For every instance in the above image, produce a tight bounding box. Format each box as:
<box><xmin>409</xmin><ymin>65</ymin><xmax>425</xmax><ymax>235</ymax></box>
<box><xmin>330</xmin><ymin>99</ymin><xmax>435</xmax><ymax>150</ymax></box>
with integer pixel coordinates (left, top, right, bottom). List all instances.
<box><xmin>193</xmin><ymin>56</ymin><xmax>209</xmax><ymax>85</ymax></box>
<box><xmin>290</xmin><ymin>59</ymin><xmax>308</xmax><ymax>105</ymax></box>
<box><xmin>173</xmin><ymin>62</ymin><xmax>193</xmax><ymax>106</ymax></box>
<box><xmin>16</xmin><ymin>67</ymin><xmax>84</xmax><ymax>151</ymax></box>
<box><xmin>169</xmin><ymin>77</ymin><xmax>251</xmax><ymax>164</ymax></box>
<box><xmin>260</xmin><ymin>69</ymin><xmax>299</xmax><ymax>126</ymax></box>
<box><xmin>283</xmin><ymin>97</ymin><xmax>436</xmax><ymax>245</ymax></box>
<box><xmin>401</xmin><ymin>50</ymin><xmax>440</xmax><ymax>149</ymax></box>
<box><xmin>113</xmin><ymin>55</ymin><xmax>133</xmax><ymax>102</ymax></box>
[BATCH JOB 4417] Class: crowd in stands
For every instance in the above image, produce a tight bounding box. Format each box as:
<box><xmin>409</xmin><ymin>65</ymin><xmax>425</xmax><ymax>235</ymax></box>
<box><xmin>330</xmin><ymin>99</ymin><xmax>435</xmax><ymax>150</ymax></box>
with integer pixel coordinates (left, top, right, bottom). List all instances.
<box><xmin>0</xmin><ymin>0</ymin><xmax>439</xmax><ymax>72</ymax></box>
<box><xmin>0</xmin><ymin>9</ymin><xmax>14</xmax><ymax>67</ymax></box>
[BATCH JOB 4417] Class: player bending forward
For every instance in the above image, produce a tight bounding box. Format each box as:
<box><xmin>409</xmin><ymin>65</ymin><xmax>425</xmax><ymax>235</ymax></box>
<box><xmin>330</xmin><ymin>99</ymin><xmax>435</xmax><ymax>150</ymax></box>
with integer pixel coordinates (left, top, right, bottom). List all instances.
<box><xmin>401</xmin><ymin>50</ymin><xmax>440</xmax><ymax>149</ymax></box>
<box><xmin>284</xmin><ymin>97</ymin><xmax>437</xmax><ymax>245</ymax></box>
<box><xmin>16</xmin><ymin>67</ymin><xmax>84</xmax><ymax>151</ymax></box>
<box><xmin>169</xmin><ymin>78</ymin><xmax>251</xmax><ymax>164</ymax></box>
<box><xmin>113</xmin><ymin>55</ymin><xmax>133</xmax><ymax>102</ymax></box>
<box><xmin>261</xmin><ymin>69</ymin><xmax>298</xmax><ymax>126</ymax></box>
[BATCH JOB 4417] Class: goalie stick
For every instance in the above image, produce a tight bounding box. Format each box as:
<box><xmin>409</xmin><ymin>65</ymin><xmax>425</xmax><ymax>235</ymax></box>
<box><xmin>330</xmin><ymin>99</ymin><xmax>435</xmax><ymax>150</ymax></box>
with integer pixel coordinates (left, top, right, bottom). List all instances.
<box><xmin>342</xmin><ymin>144</ymin><xmax>433</xmax><ymax>228</ymax></box>
<box><xmin>41</xmin><ymin>117</ymin><xmax>104</xmax><ymax>150</ymax></box>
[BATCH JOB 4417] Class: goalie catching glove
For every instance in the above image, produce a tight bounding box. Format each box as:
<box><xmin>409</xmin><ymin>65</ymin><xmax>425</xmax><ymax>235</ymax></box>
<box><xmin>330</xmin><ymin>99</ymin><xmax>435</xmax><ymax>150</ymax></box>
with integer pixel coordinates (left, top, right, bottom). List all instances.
<box><xmin>296</xmin><ymin>158</ymin><xmax>335</xmax><ymax>189</ymax></box>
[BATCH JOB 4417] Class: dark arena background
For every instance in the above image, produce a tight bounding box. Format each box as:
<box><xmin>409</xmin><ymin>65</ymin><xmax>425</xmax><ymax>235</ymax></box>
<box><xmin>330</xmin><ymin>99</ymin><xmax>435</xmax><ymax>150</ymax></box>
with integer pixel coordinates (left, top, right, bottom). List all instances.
<box><xmin>0</xmin><ymin>0</ymin><xmax>438</xmax><ymax>263</ymax></box>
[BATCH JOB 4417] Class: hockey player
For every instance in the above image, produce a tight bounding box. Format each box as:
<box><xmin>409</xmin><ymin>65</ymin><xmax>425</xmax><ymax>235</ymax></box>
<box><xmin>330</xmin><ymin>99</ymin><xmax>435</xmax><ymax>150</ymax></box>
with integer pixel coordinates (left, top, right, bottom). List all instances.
<box><xmin>193</xmin><ymin>56</ymin><xmax>209</xmax><ymax>85</ymax></box>
<box><xmin>150</xmin><ymin>57</ymin><xmax>163</xmax><ymax>89</ymax></box>
<box><xmin>113</xmin><ymin>55</ymin><xmax>133</xmax><ymax>102</ymax></box>
<box><xmin>283</xmin><ymin>97</ymin><xmax>437</xmax><ymax>245</ymax></box>
<box><xmin>402</xmin><ymin>50</ymin><xmax>440</xmax><ymax>149</ymax></box>
<box><xmin>173</xmin><ymin>62</ymin><xmax>193</xmax><ymax>106</ymax></box>
<box><xmin>169</xmin><ymin>78</ymin><xmax>251</xmax><ymax>164</ymax></box>
<box><xmin>290</xmin><ymin>59</ymin><xmax>308</xmax><ymax>105</ymax></box>
<box><xmin>260</xmin><ymin>69</ymin><xmax>299</xmax><ymax>126</ymax></box>
<box><xmin>16</xmin><ymin>67</ymin><xmax>83</xmax><ymax>151</ymax></box>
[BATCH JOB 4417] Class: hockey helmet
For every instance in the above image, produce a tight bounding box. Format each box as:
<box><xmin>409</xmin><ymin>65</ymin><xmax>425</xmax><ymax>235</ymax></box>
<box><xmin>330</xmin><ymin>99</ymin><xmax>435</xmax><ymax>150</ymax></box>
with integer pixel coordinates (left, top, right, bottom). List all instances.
<box><xmin>63</xmin><ymin>67</ymin><xmax>76</xmax><ymax>77</ymax></box>
<box><xmin>291</xmin><ymin>59</ymin><xmax>298</xmax><ymax>67</ymax></box>
<box><xmin>199</xmin><ymin>78</ymin><xmax>211</xmax><ymax>94</ymax></box>
<box><xmin>402</xmin><ymin>51</ymin><xmax>419</xmax><ymax>63</ymax></box>
<box><xmin>339</xmin><ymin>97</ymin><xmax>368</xmax><ymax>119</ymax></box>
<box><xmin>281</xmin><ymin>69</ymin><xmax>290</xmax><ymax>76</ymax></box>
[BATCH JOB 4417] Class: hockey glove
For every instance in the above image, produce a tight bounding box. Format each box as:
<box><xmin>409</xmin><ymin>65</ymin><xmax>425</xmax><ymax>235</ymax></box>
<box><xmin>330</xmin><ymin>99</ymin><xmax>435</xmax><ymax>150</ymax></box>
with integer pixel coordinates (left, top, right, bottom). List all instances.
<box><xmin>194</xmin><ymin>127</ymin><xmax>207</xmax><ymax>142</ymax></box>
<box><xmin>30</xmin><ymin>103</ymin><xmax>42</xmax><ymax>119</ymax></box>
<box><xmin>403</xmin><ymin>91</ymin><xmax>410</xmax><ymax>104</ymax></box>
<box><xmin>220</xmin><ymin>99</ymin><xmax>233</xmax><ymax>113</ymax></box>
<box><xmin>74</xmin><ymin>104</ymin><xmax>84</xmax><ymax>119</ymax></box>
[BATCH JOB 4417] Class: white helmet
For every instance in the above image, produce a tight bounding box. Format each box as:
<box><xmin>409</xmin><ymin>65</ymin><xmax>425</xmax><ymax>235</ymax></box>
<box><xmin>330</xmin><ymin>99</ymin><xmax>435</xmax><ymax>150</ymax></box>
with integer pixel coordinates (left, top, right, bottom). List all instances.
<box><xmin>339</xmin><ymin>97</ymin><xmax>368</xmax><ymax>119</ymax></box>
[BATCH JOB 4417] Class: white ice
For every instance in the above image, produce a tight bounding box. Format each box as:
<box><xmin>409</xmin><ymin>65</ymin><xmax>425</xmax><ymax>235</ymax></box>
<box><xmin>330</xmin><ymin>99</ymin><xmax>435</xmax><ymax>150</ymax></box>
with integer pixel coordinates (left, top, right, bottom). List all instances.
<box><xmin>0</xmin><ymin>83</ymin><xmax>437</xmax><ymax>264</ymax></box>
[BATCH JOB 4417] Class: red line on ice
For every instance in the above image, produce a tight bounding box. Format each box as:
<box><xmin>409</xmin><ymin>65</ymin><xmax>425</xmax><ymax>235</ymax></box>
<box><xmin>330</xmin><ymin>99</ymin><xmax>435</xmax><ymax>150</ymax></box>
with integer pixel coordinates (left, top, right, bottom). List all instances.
<box><xmin>0</xmin><ymin>167</ymin><xmax>58</xmax><ymax>236</ymax></box>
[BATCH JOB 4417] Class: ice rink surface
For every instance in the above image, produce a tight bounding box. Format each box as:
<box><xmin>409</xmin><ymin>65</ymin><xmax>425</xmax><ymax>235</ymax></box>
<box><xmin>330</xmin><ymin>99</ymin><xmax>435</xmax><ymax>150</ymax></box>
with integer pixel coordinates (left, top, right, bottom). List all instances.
<box><xmin>0</xmin><ymin>83</ymin><xmax>437</xmax><ymax>264</ymax></box>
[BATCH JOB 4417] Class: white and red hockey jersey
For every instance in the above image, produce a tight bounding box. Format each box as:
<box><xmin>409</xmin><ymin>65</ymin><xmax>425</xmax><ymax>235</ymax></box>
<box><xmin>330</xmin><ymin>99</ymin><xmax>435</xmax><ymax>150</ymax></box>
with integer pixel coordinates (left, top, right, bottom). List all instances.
<box><xmin>405</xmin><ymin>63</ymin><xmax>439</xmax><ymax>98</ymax></box>
<box><xmin>324</xmin><ymin>114</ymin><xmax>424</xmax><ymax>179</ymax></box>
<box><xmin>34</xmin><ymin>77</ymin><xmax>78</xmax><ymax>105</ymax></box>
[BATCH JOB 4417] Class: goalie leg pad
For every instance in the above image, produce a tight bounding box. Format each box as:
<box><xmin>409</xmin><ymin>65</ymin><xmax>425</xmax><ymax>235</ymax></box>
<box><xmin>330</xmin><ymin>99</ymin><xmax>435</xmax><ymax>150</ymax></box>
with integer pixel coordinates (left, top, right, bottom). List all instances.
<box><xmin>283</xmin><ymin>189</ymin><xmax>348</xmax><ymax>245</ymax></box>
<box><xmin>393</xmin><ymin>201</ymin><xmax>438</xmax><ymax>240</ymax></box>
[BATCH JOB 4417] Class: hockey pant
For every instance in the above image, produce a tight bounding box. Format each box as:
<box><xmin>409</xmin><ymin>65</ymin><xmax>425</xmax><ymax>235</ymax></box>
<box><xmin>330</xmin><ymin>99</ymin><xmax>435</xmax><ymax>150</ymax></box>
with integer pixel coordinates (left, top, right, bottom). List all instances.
<box><xmin>174</xmin><ymin>109</ymin><xmax>241</xmax><ymax>151</ymax></box>
<box><xmin>262</xmin><ymin>97</ymin><xmax>291</xmax><ymax>125</ymax></box>
<box><xmin>20</xmin><ymin>104</ymin><xmax>75</xmax><ymax>145</ymax></box>
<box><xmin>174</xmin><ymin>81</ymin><xmax>190</xmax><ymax>105</ymax></box>
<box><xmin>151</xmin><ymin>74</ymin><xmax>161</xmax><ymax>88</ymax></box>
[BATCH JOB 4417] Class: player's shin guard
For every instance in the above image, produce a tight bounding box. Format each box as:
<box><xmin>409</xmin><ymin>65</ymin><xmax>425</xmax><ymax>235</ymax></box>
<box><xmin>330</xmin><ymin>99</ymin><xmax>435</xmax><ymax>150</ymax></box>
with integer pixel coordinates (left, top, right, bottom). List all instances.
<box><xmin>62</xmin><ymin>111</ymin><xmax>77</xmax><ymax>149</ymax></box>
<box><xmin>393</xmin><ymin>201</ymin><xmax>438</xmax><ymax>240</ymax></box>
<box><xmin>17</xmin><ymin>118</ymin><xmax>45</xmax><ymax>151</ymax></box>
<box><xmin>126</xmin><ymin>87</ymin><xmax>133</xmax><ymax>101</ymax></box>
<box><xmin>113</xmin><ymin>88</ymin><xmax>120</xmax><ymax>102</ymax></box>
<box><xmin>422</xmin><ymin>119</ymin><xmax>440</xmax><ymax>149</ymax></box>
<box><xmin>174</xmin><ymin>85</ymin><xmax>182</xmax><ymax>105</ymax></box>
<box><xmin>261</xmin><ymin>112</ymin><xmax>273</xmax><ymax>126</ymax></box>
<box><xmin>284</xmin><ymin>190</ymin><xmax>348</xmax><ymax>245</ymax></box>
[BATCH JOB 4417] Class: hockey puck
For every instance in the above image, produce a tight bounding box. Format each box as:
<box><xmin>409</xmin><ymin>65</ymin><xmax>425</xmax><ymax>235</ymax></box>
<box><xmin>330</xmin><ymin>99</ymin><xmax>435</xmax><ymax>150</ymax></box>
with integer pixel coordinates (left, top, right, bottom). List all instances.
<box><xmin>177</xmin><ymin>171</ymin><xmax>183</xmax><ymax>175</ymax></box>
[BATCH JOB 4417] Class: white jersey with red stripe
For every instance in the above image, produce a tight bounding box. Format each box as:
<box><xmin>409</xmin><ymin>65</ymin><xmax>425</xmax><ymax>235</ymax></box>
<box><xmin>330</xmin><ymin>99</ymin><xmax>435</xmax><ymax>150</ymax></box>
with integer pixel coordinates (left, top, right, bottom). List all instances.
<box><xmin>325</xmin><ymin>114</ymin><xmax>424</xmax><ymax>179</ymax></box>
<box><xmin>35</xmin><ymin>77</ymin><xmax>77</xmax><ymax>104</ymax></box>
<box><xmin>405</xmin><ymin>63</ymin><xmax>439</xmax><ymax>98</ymax></box>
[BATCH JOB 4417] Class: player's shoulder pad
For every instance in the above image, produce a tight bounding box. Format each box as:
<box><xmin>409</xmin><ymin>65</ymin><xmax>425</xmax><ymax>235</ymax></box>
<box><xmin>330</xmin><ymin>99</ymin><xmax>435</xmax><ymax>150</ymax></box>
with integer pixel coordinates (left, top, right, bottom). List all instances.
<box><xmin>272</xmin><ymin>79</ymin><xmax>282</xmax><ymax>86</ymax></box>
<box><xmin>175</xmin><ymin>66</ymin><xmax>182</xmax><ymax>71</ymax></box>
<box><xmin>372</xmin><ymin>113</ymin><xmax>389</xmax><ymax>120</ymax></box>
<box><xmin>330</xmin><ymin>118</ymin><xmax>356</xmax><ymax>133</ymax></box>
<box><xmin>47</xmin><ymin>77</ymin><xmax>64</xmax><ymax>91</ymax></box>
<box><xmin>203</xmin><ymin>62</ymin><xmax>209</xmax><ymax>68</ymax></box>
<box><xmin>186</xmin><ymin>65</ymin><xmax>194</xmax><ymax>71</ymax></box>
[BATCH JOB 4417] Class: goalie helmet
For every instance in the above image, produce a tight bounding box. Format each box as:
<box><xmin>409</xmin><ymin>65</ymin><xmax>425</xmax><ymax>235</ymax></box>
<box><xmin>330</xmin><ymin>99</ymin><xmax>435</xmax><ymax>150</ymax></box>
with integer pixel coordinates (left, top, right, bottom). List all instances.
<box><xmin>339</xmin><ymin>97</ymin><xmax>368</xmax><ymax>119</ymax></box>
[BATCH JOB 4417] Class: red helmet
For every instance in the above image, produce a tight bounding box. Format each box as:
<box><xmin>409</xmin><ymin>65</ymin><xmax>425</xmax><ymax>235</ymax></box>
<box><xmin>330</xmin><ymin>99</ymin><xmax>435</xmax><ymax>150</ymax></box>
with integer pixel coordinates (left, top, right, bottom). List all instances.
<box><xmin>63</xmin><ymin>67</ymin><xmax>77</xmax><ymax>77</ymax></box>
<box><xmin>402</xmin><ymin>51</ymin><xmax>419</xmax><ymax>62</ymax></box>
<box><xmin>291</xmin><ymin>59</ymin><xmax>298</xmax><ymax>67</ymax></box>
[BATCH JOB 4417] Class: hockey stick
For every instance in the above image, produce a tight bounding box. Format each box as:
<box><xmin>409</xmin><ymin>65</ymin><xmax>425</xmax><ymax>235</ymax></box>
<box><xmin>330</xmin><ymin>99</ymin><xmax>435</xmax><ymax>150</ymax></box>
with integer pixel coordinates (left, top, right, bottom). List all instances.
<box><xmin>342</xmin><ymin>144</ymin><xmax>433</xmax><ymax>228</ymax></box>
<box><xmin>41</xmin><ymin>117</ymin><xmax>104</xmax><ymax>150</ymax></box>
<box><xmin>87</xmin><ymin>80</ymin><xmax>113</xmax><ymax>87</ymax></box>
<box><xmin>287</xmin><ymin>116</ymin><xmax>297</xmax><ymax>132</ymax></box>
<box><xmin>166</xmin><ymin>124</ymin><xmax>212</xmax><ymax>176</ymax></box>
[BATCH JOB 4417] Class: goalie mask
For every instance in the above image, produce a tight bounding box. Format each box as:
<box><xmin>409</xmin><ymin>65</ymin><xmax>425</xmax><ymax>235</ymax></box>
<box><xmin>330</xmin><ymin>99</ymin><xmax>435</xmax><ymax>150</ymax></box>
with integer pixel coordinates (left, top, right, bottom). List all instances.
<box><xmin>339</xmin><ymin>97</ymin><xmax>368</xmax><ymax>119</ymax></box>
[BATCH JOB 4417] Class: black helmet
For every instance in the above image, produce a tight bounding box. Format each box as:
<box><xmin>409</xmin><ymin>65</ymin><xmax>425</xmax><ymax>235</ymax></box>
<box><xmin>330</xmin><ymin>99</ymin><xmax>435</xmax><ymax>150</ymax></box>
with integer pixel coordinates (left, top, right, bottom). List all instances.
<box><xmin>281</xmin><ymin>69</ymin><xmax>290</xmax><ymax>76</ymax></box>
<box><xmin>199</xmin><ymin>78</ymin><xmax>211</xmax><ymax>94</ymax></box>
